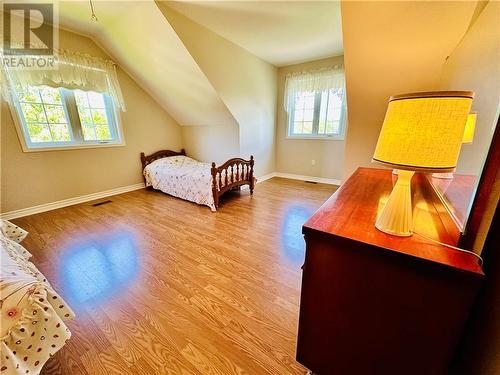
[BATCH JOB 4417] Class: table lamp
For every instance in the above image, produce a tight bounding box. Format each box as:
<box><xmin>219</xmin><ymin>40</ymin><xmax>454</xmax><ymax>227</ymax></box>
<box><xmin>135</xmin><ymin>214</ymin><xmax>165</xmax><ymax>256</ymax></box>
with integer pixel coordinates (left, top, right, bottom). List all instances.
<box><xmin>373</xmin><ymin>91</ymin><xmax>474</xmax><ymax>237</ymax></box>
<box><xmin>433</xmin><ymin>112</ymin><xmax>477</xmax><ymax>179</ymax></box>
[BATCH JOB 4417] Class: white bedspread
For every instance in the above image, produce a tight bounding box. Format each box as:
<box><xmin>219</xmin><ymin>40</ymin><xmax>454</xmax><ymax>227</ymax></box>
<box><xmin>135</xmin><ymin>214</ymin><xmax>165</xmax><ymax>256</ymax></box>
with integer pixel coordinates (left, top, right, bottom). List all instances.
<box><xmin>144</xmin><ymin>156</ymin><xmax>217</xmax><ymax>211</ymax></box>
<box><xmin>1</xmin><ymin>221</ymin><xmax>74</xmax><ymax>375</ymax></box>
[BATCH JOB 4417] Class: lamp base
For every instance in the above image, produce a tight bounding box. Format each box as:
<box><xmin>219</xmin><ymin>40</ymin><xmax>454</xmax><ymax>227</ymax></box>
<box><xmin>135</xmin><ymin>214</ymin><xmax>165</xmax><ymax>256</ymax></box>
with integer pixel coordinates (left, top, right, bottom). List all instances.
<box><xmin>432</xmin><ymin>172</ymin><xmax>454</xmax><ymax>179</ymax></box>
<box><xmin>376</xmin><ymin>170</ymin><xmax>414</xmax><ymax>237</ymax></box>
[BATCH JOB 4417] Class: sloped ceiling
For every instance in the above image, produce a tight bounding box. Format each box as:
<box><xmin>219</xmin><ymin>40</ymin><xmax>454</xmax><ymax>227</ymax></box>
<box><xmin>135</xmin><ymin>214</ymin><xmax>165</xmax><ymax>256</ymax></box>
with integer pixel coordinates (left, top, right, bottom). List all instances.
<box><xmin>57</xmin><ymin>0</ymin><xmax>237</xmax><ymax>127</ymax></box>
<box><xmin>57</xmin><ymin>0</ymin><xmax>343</xmax><ymax>127</ymax></box>
<box><xmin>164</xmin><ymin>0</ymin><xmax>343</xmax><ymax>67</ymax></box>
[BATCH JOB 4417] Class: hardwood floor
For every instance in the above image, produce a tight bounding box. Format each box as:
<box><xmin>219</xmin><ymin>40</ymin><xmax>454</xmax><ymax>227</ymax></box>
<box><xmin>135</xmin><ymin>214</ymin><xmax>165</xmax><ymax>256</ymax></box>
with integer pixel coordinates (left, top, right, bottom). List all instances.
<box><xmin>12</xmin><ymin>178</ymin><xmax>337</xmax><ymax>375</ymax></box>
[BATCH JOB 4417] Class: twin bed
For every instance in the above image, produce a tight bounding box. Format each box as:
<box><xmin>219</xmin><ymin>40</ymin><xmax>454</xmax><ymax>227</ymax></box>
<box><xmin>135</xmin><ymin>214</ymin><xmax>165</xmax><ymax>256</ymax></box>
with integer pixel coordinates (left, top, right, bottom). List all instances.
<box><xmin>140</xmin><ymin>149</ymin><xmax>255</xmax><ymax>211</ymax></box>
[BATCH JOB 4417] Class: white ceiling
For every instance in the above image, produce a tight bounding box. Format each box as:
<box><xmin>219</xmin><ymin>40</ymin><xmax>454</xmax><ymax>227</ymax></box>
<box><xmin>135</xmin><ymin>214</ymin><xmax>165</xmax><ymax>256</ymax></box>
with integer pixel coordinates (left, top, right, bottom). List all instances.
<box><xmin>57</xmin><ymin>0</ymin><xmax>237</xmax><ymax>126</ymax></box>
<box><xmin>164</xmin><ymin>1</ymin><xmax>343</xmax><ymax>67</ymax></box>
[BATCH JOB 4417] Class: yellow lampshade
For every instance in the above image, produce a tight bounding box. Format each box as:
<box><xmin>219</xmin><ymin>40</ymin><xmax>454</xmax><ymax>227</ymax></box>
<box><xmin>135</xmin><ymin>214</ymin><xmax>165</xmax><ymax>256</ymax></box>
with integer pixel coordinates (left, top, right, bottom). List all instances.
<box><xmin>462</xmin><ymin>113</ymin><xmax>477</xmax><ymax>144</ymax></box>
<box><xmin>373</xmin><ymin>91</ymin><xmax>474</xmax><ymax>173</ymax></box>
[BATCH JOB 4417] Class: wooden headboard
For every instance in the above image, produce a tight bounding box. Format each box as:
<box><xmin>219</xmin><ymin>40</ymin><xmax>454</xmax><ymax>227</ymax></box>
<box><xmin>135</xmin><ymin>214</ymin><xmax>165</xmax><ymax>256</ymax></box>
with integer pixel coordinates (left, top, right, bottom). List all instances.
<box><xmin>140</xmin><ymin>148</ymin><xmax>186</xmax><ymax>170</ymax></box>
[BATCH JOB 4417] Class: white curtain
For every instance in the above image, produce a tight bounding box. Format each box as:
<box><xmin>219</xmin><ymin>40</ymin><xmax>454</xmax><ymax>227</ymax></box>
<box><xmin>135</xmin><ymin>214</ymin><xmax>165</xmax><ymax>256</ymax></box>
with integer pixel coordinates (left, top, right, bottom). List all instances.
<box><xmin>284</xmin><ymin>65</ymin><xmax>345</xmax><ymax>113</ymax></box>
<box><xmin>2</xmin><ymin>49</ymin><xmax>125</xmax><ymax>111</ymax></box>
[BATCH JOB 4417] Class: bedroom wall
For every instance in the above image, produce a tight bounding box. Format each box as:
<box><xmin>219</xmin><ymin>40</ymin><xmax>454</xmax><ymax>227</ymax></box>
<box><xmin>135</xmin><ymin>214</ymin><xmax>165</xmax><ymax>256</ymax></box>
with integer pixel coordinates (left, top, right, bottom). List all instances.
<box><xmin>276</xmin><ymin>56</ymin><xmax>345</xmax><ymax>180</ymax></box>
<box><xmin>181</xmin><ymin>125</ymin><xmax>240</xmax><ymax>165</ymax></box>
<box><xmin>438</xmin><ymin>1</ymin><xmax>499</xmax><ymax>255</ymax></box>
<box><xmin>440</xmin><ymin>1</ymin><xmax>500</xmax><ymax>175</ymax></box>
<box><xmin>1</xmin><ymin>28</ymin><xmax>183</xmax><ymax>213</ymax></box>
<box><xmin>157</xmin><ymin>4</ymin><xmax>278</xmax><ymax>177</ymax></box>
<box><xmin>340</xmin><ymin>0</ymin><xmax>477</xmax><ymax>179</ymax></box>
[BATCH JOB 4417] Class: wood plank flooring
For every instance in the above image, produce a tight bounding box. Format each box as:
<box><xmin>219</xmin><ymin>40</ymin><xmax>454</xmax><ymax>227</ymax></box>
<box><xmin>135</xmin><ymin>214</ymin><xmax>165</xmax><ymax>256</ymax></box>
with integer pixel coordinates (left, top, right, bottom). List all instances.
<box><xmin>12</xmin><ymin>178</ymin><xmax>337</xmax><ymax>375</ymax></box>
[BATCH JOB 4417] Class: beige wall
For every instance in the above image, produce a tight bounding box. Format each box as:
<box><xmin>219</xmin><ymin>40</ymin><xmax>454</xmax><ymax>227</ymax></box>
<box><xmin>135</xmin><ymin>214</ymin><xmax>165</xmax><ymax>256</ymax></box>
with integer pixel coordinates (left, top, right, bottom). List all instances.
<box><xmin>157</xmin><ymin>4</ymin><xmax>277</xmax><ymax>177</ymax></box>
<box><xmin>340</xmin><ymin>0</ymin><xmax>476</xmax><ymax>179</ymax></box>
<box><xmin>181</xmin><ymin>125</ymin><xmax>240</xmax><ymax>165</ymax></box>
<box><xmin>440</xmin><ymin>1</ymin><xmax>500</xmax><ymax>176</ymax></box>
<box><xmin>439</xmin><ymin>1</ymin><xmax>500</xmax><ymax>255</ymax></box>
<box><xmin>1</xmin><ymin>28</ymin><xmax>183</xmax><ymax>213</ymax></box>
<box><xmin>276</xmin><ymin>56</ymin><xmax>345</xmax><ymax>180</ymax></box>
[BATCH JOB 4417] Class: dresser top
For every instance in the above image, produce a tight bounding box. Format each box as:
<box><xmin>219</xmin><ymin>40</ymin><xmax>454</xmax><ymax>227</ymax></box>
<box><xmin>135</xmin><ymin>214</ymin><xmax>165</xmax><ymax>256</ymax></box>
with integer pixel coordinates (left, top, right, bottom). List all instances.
<box><xmin>303</xmin><ymin>168</ymin><xmax>484</xmax><ymax>276</ymax></box>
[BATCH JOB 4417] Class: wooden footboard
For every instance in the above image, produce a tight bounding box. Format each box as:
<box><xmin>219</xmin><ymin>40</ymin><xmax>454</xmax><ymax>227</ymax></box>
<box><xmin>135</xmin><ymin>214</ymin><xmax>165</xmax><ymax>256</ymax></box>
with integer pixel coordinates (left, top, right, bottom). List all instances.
<box><xmin>211</xmin><ymin>156</ymin><xmax>254</xmax><ymax>209</ymax></box>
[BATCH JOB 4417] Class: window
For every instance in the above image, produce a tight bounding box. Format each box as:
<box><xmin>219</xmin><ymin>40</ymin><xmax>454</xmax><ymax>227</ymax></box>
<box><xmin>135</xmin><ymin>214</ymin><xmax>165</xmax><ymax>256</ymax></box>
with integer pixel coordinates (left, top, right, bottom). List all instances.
<box><xmin>74</xmin><ymin>90</ymin><xmax>116</xmax><ymax>142</ymax></box>
<box><xmin>284</xmin><ymin>66</ymin><xmax>346</xmax><ymax>139</ymax></box>
<box><xmin>10</xmin><ymin>84</ymin><xmax>123</xmax><ymax>151</ymax></box>
<box><xmin>288</xmin><ymin>88</ymin><xmax>345</xmax><ymax>139</ymax></box>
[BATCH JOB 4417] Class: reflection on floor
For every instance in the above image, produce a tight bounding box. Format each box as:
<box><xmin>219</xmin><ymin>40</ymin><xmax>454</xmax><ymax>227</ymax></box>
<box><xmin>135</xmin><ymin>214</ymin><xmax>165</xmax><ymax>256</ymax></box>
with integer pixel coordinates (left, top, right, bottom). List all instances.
<box><xmin>61</xmin><ymin>231</ymin><xmax>139</xmax><ymax>308</ymax></box>
<box><xmin>13</xmin><ymin>177</ymin><xmax>337</xmax><ymax>375</ymax></box>
<box><xmin>281</xmin><ymin>206</ymin><xmax>314</xmax><ymax>264</ymax></box>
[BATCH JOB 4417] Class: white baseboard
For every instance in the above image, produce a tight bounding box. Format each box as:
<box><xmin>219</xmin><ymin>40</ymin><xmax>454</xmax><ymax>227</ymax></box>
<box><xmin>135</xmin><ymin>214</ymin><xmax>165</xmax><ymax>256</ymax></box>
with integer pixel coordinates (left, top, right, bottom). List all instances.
<box><xmin>239</xmin><ymin>172</ymin><xmax>276</xmax><ymax>190</ymax></box>
<box><xmin>1</xmin><ymin>183</ymin><xmax>145</xmax><ymax>220</ymax></box>
<box><xmin>2</xmin><ymin>173</ymin><xmax>339</xmax><ymax>220</ymax></box>
<box><xmin>256</xmin><ymin>173</ymin><xmax>276</xmax><ymax>183</ymax></box>
<box><xmin>254</xmin><ymin>172</ymin><xmax>341</xmax><ymax>186</ymax></box>
<box><xmin>273</xmin><ymin>172</ymin><xmax>342</xmax><ymax>186</ymax></box>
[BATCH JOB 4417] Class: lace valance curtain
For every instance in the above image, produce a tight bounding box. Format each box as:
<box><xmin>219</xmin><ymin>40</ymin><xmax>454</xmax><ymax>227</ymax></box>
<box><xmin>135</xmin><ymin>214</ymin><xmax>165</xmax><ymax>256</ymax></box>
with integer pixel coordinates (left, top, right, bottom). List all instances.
<box><xmin>284</xmin><ymin>65</ymin><xmax>345</xmax><ymax>113</ymax></box>
<box><xmin>3</xmin><ymin>49</ymin><xmax>126</xmax><ymax>111</ymax></box>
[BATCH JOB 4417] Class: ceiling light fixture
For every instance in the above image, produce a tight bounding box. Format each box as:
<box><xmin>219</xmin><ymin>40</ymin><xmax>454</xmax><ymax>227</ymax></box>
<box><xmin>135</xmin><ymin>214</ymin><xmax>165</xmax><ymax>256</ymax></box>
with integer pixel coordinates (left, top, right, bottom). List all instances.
<box><xmin>89</xmin><ymin>0</ymin><xmax>98</xmax><ymax>22</ymax></box>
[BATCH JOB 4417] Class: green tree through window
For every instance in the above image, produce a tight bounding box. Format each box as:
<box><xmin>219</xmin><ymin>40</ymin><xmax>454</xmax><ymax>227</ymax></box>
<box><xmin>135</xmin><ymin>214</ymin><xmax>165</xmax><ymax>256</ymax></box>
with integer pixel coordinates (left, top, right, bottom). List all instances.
<box><xmin>11</xmin><ymin>84</ymin><xmax>122</xmax><ymax>150</ymax></box>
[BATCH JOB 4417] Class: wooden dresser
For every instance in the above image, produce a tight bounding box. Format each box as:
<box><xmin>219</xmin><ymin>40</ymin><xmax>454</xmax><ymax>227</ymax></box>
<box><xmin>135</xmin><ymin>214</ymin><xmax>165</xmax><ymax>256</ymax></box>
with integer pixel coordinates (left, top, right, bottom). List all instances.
<box><xmin>296</xmin><ymin>168</ymin><xmax>484</xmax><ymax>375</ymax></box>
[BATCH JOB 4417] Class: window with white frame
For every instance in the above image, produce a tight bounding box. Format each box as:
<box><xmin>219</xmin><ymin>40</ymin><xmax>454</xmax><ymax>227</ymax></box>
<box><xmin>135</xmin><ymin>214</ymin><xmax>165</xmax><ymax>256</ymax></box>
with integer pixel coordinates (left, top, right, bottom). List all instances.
<box><xmin>3</xmin><ymin>49</ymin><xmax>125</xmax><ymax>151</ymax></box>
<box><xmin>11</xmin><ymin>84</ymin><xmax>121</xmax><ymax>149</ymax></box>
<box><xmin>284</xmin><ymin>66</ymin><xmax>346</xmax><ymax>139</ymax></box>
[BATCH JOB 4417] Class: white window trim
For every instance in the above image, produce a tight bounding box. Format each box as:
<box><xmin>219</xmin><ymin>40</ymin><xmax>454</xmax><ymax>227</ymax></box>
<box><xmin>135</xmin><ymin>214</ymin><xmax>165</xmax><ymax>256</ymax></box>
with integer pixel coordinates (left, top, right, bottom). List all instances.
<box><xmin>286</xmin><ymin>90</ymin><xmax>347</xmax><ymax>141</ymax></box>
<box><xmin>7</xmin><ymin>87</ymin><xmax>125</xmax><ymax>153</ymax></box>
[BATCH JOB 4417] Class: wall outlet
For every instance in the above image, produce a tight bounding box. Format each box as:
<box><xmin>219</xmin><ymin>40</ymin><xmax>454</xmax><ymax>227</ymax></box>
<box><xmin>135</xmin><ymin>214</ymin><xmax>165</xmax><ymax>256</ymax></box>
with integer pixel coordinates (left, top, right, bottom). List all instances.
<box><xmin>311</xmin><ymin>159</ymin><xmax>316</xmax><ymax>166</ymax></box>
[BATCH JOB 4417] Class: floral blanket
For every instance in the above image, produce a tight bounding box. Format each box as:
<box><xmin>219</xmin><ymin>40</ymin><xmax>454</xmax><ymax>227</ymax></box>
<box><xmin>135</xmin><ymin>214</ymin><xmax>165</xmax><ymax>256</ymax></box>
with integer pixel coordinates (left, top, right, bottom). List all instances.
<box><xmin>144</xmin><ymin>156</ymin><xmax>217</xmax><ymax>211</ymax></box>
<box><xmin>1</xmin><ymin>221</ymin><xmax>74</xmax><ymax>375</ymax></box>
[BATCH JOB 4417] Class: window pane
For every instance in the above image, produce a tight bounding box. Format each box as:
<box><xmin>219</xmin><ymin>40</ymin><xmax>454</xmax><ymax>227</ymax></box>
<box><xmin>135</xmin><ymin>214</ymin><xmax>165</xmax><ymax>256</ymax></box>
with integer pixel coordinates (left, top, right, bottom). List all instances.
<box><xmin>45</xmin><ymin>105</ymin><xmax>66</xmax><ymax>123</ymax></box>
<box><xmin>318</xmin><ymin>120</ymin><xmax>326</xmax><ymax>134</ymax></box>
<box><xmin>27</xmin><ymin>124</ymin><xmax>52</xmax><ymax>143</ymax></box>
<box><xmin>26</xmin><ymin>123</ymin><xmax>45</xmax><ymax>142</ymax></box>
<box><xmin>75</xmin><ymin>90</ymin><xmax>115</xmax><ymax>143</ymax></box>
<box><xmin>82</xmin><ymin>124</ymin><xmax>97</xmax><ymax>140</ymax></box>
<box><xmin>295</xmin><ymin>94</ymin><xmax>305</xmax><ymax>108</ymax></box>
<box><xmin>21</xmin><ymin>103</ymin><xmax>46</xmax><ymax>123</ymax></box>
<box><xmin>318</xmin><ymin>89</ymin><xmax>344</xmax><ymax>135</ymax></box>
<box><xmin>295</xmin><ymin>91</ymin><xmax>315</xmax><ymax>108</ymax></box>
<box><xmin>50</xmin><ymin>123</ymin><xmax>71</xmax><ymax>141</ymax></box>
<box><xmin>327</xmin><ymin>107</ymin><xmax>342</xmax><ymax>122</ymax></box>
<box><xmin>16</xmin><ymin>85</ymin><xmax>72</xmax><ymax>144</ymax></box>
<box><xmin>304</xmin><ymin>95</ymin><xmax>315</xmax><ymax>109</ymax></box>
<box><xmin>327</xmin><ymin>121</ymin><xmax>340</xmax><ymax>134</ymax></box>
<box><xmin>18</xmin><ymin>86</ymin><xmax>40</xmax><ymax>103</ymax></box>
<box><xmin>303</xmin><ymin>121</ymin><xmax>313</xmax><ymax>134</ymax></box>
<box><xmin>88</xmin><ymin>92</ymin><xmax>105</xmax><ymax>108</ymax></box>
<box><xmin>95</xmin><ymin>125</ymin><xmax>112</xmax><ymax>140</ymax></box>
<box><xmin>39</xmin><ymin>86</ymin><xmax>62</xmax><ymax>104</ymax></box>
<box><xmin>303</xmin><ymin>109</ymin><xmax>314</xmax><ymax>122</ymax></box>
<box><xmin>293</xmin><ymin>122</ymin><xmax>304</xmax><ymax>134</ymax></box>
<box><xmin>74</xmin><ymin>90</ymin><xmax>89</xmax><ymax>108</ymax></box>
<box><xmin>291</xmin><ymin>91</ymin><xmax>317</xmax><ymax>135</ymax></box>
<box><xmin>78</xmin><ymin>108</ymin><xmax>92</xmax><ymax>124</ymax></box>
<box><xmin>318</xmin><ymin>91</ymin><xmax>328</xmax><ymax>134</ymax></box>
<box><xmin>91</xmin><ymin>109</ymin><xmax>108</xmax><ymax>125</ymax></box>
